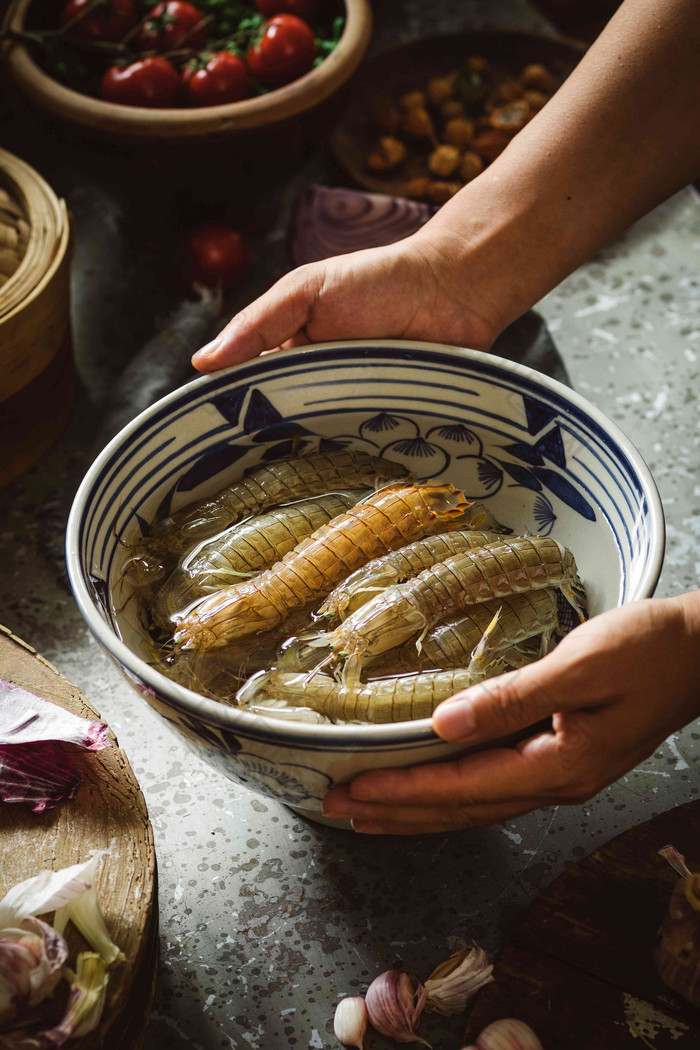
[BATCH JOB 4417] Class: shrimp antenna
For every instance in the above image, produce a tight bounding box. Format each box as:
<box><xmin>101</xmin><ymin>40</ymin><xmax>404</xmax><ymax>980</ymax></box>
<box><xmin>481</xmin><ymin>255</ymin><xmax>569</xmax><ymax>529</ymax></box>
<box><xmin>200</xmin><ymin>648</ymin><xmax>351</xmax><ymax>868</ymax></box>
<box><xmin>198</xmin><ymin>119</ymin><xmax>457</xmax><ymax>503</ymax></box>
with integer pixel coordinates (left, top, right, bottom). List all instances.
<box><xmin>303</xmin><ymin>651</ymin><xmax>336</xmax><ymax>686</ymax></box>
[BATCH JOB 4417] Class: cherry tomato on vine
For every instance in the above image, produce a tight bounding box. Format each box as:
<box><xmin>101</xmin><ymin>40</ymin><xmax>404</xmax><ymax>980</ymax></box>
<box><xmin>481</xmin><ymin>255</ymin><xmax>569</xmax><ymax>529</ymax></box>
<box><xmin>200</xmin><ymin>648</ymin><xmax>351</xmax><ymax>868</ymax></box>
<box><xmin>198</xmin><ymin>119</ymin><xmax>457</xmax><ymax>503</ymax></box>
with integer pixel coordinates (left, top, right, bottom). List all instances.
<box><xmin>183</xmin><ymin>51</ymin><xmax>250</xmax><ymax>107</ymax></box>
<box><xmin>100</xmin><ymin>57</ymin><xmax>181</xmax><ymax>107</ymax></box>
<box><xmin>60</xmin><ymin>0</ymin><xmax>136</xmax><ymax>42</ymax></box>
<box><xmin>185</xmin><ymin>225</ymin><xmax>250</xmax><ymax>289</ymax></box>
<box><xmin>246</xmin><ymin>14</ymin><xmax>316</xmax><ymax>88</ymax></box>
<box><xmin>255</xmin><ymin>0</ymin><xmax>317</xmax><ymax>17</ymax></box>
<box><xmin>138</xmin><ymin>1</ymin><xmax>208</xmax><ymax>52</ymax></box>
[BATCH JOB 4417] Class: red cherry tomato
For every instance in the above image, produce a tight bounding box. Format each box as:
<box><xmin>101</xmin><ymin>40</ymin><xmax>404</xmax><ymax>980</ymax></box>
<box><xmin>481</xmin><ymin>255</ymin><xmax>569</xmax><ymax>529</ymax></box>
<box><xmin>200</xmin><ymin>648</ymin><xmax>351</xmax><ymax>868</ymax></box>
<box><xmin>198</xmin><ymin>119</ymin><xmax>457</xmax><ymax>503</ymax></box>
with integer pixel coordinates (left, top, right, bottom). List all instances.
<box><xmin>60</xmin><ymin>0</ymin><xmax>136</xmax><ymax>42</ymax></box>
<box><xmin>183</xmin><ymin>52</ymin><xmax>250</xmax><ymax>107</ymax></box>
<box><xmin>138</xmin><ymin>1</ymin><xmax>208</xmax><ymax>52</ymax></box>
<box><xmin>100</xmin><ymin>57</ymin><xmax>181</xmax><ymax>107</ymax></box>
<box><xmin>186</xmin><ymin>225</ymin><xmax>249</xmax><ymax>289</ymax></box>
<box><xmin>255</xmin><ymin>0</ymin><xmax>317</xmax><ymax>17</ymax></box>
<box><xmin>246</xmin><ymin>14</ymin><xmax>316</xmax><ymax>88</ymax></box>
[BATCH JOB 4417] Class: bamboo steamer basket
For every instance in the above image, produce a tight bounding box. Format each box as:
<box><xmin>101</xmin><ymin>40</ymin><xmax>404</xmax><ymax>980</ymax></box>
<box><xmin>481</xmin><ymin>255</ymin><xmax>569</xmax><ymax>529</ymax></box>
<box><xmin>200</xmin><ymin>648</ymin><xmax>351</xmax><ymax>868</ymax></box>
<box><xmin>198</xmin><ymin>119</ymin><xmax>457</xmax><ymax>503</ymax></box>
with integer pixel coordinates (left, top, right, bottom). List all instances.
<box><xmin>0</xmin><ymin>149</ymin><xmax>72</xmax><ymax>490</ymax></box>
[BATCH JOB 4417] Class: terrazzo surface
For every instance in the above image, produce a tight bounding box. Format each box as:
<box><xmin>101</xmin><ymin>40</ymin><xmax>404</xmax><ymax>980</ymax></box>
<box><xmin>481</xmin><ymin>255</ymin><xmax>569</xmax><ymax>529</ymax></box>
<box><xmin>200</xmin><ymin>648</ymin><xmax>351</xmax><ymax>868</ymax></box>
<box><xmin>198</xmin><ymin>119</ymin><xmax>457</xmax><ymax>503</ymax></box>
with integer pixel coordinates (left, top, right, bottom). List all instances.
<box><xmin>1</xmin><ymin>2</ymin><xmax>700</xmax><ymax>1048</ymax></box>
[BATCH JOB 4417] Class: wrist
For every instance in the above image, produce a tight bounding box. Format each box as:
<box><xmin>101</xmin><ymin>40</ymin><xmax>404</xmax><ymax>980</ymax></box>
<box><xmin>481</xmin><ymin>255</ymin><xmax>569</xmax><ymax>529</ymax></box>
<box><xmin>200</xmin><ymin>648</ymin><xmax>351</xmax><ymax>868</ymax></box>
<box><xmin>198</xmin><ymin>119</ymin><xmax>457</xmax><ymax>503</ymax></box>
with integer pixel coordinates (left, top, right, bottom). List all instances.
<box><xmin>675</xmin><ymin>590</ymin><xmax>700</xmax><ymax>652</ymax></box>
<box><xmin>664</xmin><ymin>592</ymin><xmax>700</xmax><ymax>721</ymax></box>
<box><xmin>410</xmin><ymin>159</ymin><xmax>566</xmax><ymax>341</ymax></box>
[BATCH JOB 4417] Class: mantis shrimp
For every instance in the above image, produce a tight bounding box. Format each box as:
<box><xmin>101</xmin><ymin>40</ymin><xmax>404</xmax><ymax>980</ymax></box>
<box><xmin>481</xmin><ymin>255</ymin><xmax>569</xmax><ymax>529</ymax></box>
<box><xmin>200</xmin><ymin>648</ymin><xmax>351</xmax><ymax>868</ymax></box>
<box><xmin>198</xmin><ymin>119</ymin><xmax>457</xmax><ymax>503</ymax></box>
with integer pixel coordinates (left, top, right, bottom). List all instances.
<box><xmin>152</xmin><ymin>491</ymin><xmax>364</xmax><ymax>629</ymax></box>
<box><xmin>307</xmin><ymin>536</ymin><xmax>586</xmax><ymax>681</ymax></box>
<box><xmin>317</xmin><ymin>528</ymin><xmax>505</xmax><ymax>622</ymax></box>
<box><xmin>173</xmin><ymin>482</ymin><xmax>486</xmax><ymax>652</ymax></box>
<box><xmin>380</xmin><ymin>587</ymin><xmax>561</xmax><ymax>673</ymax></box>
<box><xmin>245</xmin><ymin>589</ymin><xmax>562</xmax><ymax>723</ymax></box>
<box><xmin>130</xmin><ymin>450</ymin><xmax>410</xmax><ymax>587</ymax></box>
<box><xmin>239</xmin><ymin>666</ymin><xmax>500</xmax><ymax>724</ymax></box>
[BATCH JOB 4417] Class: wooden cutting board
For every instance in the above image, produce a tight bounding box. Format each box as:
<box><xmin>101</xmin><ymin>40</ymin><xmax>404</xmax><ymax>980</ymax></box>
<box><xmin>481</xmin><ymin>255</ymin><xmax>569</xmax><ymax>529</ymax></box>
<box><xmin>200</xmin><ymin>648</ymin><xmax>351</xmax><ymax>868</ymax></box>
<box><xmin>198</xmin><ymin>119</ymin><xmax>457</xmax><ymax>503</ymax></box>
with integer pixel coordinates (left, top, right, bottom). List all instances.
<box><xmin>0</xmin><ymin>624</ymin><xmax>158</xmax><ymax>1050</ymax></box>
<box><xmin>463</xmin><ymin>801</ymin><xmax>700</xmax><ymax>1048</ymax></box>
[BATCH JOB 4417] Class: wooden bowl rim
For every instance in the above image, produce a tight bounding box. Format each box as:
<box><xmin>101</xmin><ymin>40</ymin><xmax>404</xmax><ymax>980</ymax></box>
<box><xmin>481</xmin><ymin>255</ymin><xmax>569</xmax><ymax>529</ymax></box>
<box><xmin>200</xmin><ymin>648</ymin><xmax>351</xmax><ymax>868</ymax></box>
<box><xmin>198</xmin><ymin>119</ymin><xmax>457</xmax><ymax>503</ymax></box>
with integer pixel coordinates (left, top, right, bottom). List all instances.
<box><xmin>3</xmin><ymin>0</ymin><xmax>372</xmax><ymax>138</ymax></box>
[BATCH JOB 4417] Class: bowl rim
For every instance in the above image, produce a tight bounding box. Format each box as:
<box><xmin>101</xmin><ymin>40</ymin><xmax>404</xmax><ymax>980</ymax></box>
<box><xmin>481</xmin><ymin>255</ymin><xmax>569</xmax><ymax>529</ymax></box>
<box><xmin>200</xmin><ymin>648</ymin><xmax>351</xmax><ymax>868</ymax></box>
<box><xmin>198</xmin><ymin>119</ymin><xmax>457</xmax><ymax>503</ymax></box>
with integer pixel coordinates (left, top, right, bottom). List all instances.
<box><xmin>3</xmin><ymin>0</ymin><xmax>372</xmax><ymax>138</ymax></box>
<box><xmin>66</xmin><ymin>339</ymin><xmax>665</xmax><ymax>748</ymax></box>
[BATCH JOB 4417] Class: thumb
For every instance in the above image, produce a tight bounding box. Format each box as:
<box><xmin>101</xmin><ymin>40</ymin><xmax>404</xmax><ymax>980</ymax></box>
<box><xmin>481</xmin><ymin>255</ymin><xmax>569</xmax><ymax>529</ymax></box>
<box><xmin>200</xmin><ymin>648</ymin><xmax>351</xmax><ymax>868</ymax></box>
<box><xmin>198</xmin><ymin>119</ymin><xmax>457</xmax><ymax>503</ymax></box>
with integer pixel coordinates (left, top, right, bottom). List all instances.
<box><xmin>192</xmin><ymin>264</ymin><xmax>322</xmax><ymax>371</ymax></box>
<box><xmin>432</xmin><ymin>651</ymin><xmax>573</xmax><ymax>744</ymax></box>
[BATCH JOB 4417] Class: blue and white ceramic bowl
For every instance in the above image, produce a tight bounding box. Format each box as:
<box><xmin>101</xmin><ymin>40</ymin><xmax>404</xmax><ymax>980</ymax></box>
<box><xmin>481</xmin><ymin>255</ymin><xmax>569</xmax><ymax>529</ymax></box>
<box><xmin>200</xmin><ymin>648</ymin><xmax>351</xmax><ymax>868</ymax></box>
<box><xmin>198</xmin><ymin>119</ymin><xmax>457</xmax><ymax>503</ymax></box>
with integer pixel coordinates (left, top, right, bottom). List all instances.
<box><xmin>66</xmin><ymin>341</ymin><xmax>665</xmax><ymax>824</ymax></box>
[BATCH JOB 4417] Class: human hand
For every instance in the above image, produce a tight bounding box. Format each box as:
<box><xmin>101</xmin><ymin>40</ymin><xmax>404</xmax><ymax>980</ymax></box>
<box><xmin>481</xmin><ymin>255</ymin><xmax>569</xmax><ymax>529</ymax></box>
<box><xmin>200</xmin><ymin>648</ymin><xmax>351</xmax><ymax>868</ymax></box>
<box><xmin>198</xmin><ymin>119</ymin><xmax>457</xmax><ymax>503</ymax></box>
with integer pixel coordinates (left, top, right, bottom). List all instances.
<box><xmin>322</xmin><ymin>595</ymin><xmax>700</xmax><ymax>834</ymax></box>
<box><xmin>191</xmin><ymin>233</ymin><xmax>502</xmax><ymax>371</ymax></box>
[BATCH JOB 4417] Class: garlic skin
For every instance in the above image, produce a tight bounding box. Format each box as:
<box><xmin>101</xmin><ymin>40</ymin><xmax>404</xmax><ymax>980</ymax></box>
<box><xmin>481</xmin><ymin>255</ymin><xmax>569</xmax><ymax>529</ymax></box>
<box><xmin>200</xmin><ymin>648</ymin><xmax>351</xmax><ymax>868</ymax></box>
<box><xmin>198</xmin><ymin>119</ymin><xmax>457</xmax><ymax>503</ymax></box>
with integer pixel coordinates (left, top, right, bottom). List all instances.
<box><xmin>424</xmin><ymin>946</ymin><xmax>494</xmax><ymax>1016</ymax></box>
<box><xmin>365</xmin><ymin>969</ymin><xmax>429</xmax><ymax>1046</ymax></box>
<box><xmin>0</xmin><ymin>850</ymin><xmax>121</xmax><ymax>1044</ymax></box>
<box><xmin>469</xmin><ymin>1018</ymin><xmax>543</xmax><ymax>1050</ymax></box>
<box><xmin>334</xmin><ymin>997</ymin><xmax>368</xmax><ymax>1049</ymax></box>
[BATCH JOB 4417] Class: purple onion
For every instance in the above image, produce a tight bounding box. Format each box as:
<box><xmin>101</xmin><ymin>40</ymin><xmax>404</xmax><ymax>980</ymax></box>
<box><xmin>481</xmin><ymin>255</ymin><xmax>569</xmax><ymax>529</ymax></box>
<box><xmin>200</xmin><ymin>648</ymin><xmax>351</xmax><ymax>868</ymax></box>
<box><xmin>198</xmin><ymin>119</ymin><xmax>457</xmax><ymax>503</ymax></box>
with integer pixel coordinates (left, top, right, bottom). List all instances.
<box><xmin>289</xmin><ymin>185</ymin><xmax>434</xmax><ymax>266</ymax></box>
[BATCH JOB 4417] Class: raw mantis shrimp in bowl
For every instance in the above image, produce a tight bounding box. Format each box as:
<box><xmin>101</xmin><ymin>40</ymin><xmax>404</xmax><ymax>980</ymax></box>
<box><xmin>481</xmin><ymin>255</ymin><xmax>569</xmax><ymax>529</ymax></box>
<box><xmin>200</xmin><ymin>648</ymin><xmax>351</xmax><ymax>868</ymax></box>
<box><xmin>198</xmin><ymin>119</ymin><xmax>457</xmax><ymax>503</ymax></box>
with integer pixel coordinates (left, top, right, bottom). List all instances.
<box><xmin>127</xmin><ymin>449</ymin><xmax>410</xmax><ymax>590</ymax></box>
<box><xmin>152</xmin><ymin>490</ymin><xmax>364</xmax><ymax>630</ymax></box>
<box><xmin>135</xmin><ymin>450</ymin><xmax>588</xmax><ymax>725</ymax></box>
<box><xmin>171</xmin><ymin>480</ymin><xmax>489</xmax><ymax>652</ymax></box>
<box><xmin>240</xmin><ymin>594</ymin><xmax>557</xmax><ymax>724</ymax></box>
<box><xmin>305</xmin><ymin>536</ymin><xmax>586</xmax><ymax>676</ymax></box>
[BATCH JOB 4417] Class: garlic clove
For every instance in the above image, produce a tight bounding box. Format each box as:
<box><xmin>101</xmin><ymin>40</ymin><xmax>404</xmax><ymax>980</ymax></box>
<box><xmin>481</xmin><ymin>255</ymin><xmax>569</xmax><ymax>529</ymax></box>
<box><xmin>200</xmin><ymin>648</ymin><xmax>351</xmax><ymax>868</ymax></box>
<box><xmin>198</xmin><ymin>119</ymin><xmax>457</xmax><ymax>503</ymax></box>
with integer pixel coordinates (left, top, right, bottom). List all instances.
<box><xmin>473</xmin><ymin>1018</ymin><xmax>543</xmax><ymax>1050</ymax></box>
<box><xmin>334</xmin><ymin>996</ymin><xmax>368</xmax><ymax>1049</ymax></box>
<box><xmin>365</xmin><ymin>969</ymin><xmax>430</xmax><ymax>1046</ymax></box>
<box><xmin>424</xmin><ymin>946</ymin><xmax>494</xmax><ymax>1016</ymax></box>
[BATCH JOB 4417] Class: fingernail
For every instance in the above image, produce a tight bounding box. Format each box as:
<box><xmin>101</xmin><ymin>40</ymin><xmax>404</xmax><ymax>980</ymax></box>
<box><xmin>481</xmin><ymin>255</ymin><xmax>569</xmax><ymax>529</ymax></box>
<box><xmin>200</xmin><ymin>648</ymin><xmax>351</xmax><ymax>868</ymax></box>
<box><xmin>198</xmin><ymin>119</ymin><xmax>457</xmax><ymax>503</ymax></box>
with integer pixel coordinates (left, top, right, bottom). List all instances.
<box><xmin>192</xmin><ymin>336</ymin><xmax>222</xmax><ymax>364</ymax></box>
<box><xmin>433</xmin><ymin>699</ymin><xmax>477</xmax><ymax>741</ymax></box>
<box><xmin>351</xmin><ymin>820</ymin><xmax>386</xmax><ymax>834</ymax></box>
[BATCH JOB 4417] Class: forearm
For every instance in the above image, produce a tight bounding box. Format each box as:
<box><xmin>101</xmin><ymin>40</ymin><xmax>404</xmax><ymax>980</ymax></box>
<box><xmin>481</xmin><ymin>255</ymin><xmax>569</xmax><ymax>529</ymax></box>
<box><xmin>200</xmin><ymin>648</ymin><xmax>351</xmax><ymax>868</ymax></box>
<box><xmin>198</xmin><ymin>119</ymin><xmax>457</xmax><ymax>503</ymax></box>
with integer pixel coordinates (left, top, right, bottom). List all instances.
<box><xmin>415</xmin><ymin>0</ymin><xmax>700</xmax><ymax>335</ymax></box>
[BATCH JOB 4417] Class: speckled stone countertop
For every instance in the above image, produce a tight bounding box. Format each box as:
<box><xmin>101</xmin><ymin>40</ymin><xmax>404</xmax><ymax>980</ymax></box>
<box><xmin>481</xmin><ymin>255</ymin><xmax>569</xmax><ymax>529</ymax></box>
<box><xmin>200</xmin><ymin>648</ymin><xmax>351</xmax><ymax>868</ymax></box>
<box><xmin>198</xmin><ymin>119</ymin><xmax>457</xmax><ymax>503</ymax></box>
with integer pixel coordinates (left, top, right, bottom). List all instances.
<box><xmin>1</xmin><ymin>2</ymin><xmax>700</xmax><ymax>1049</ymax></box>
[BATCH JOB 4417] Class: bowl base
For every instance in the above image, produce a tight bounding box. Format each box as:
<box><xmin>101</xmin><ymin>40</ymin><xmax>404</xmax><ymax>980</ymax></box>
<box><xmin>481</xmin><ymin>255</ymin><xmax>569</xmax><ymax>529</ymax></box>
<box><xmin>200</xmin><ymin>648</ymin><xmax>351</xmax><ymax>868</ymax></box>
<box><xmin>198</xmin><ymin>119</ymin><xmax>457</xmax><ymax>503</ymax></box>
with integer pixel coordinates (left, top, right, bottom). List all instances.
<box><xmin>286</xmin><ymin>804</ymin><xmax>352</xmax><ymax>831</ymax></box>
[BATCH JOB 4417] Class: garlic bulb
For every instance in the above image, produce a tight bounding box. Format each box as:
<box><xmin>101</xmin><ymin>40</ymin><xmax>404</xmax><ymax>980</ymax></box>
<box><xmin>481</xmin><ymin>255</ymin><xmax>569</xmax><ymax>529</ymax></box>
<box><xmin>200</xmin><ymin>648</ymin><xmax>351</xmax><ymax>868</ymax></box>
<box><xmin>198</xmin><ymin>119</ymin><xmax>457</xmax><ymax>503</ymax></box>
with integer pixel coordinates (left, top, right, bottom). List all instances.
<box><xmin>365</xmin><ymin>969</ymin><xmax>429</xmax><ymax>1045</ymax></box>
<box><xmin>334</xmin><ymin>997</ymin><xmax>368</xmax><ymax>1049</ymax></box>
<box><xmin>464</xmin><ymin>1018</ymin><xmax>543</xmax><ymax>1050</ymax></box>
<box><xmin>655</xmin><ymin>844</ymin><xmax>700</xmax><ymax>1006</ymax></box>
<box><xmin>424</xmin><ymin>946</ymin><xmax>494</xmax><ymax>1015</ymax></box>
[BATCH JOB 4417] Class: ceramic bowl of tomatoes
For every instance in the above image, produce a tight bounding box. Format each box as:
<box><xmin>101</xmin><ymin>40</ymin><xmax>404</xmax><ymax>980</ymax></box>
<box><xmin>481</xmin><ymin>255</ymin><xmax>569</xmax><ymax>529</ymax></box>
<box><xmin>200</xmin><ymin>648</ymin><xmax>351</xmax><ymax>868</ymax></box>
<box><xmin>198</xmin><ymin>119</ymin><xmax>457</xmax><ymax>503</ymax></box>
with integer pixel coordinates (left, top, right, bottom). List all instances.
<box><xmin>2</xmin><ymin>0</ymin><xmax>372</xmax><ymax>143</ymax></box>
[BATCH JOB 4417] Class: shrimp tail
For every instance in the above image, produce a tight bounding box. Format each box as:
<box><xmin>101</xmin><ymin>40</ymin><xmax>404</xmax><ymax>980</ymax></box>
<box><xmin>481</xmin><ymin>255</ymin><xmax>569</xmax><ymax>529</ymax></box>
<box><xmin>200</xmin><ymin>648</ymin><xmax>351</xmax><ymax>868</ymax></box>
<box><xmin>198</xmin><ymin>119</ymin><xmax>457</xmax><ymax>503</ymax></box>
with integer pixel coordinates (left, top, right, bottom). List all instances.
<box><xmin>340</xmin><ymin>654</ymin><xmax>363</xmax><ymax>692</ymax></box>
<box><xmin>539</xmin><ymin>625</ymin><xmax>555</xmax><ymax>657</ymax></box>
<box><xmin>561</xmin><ymin>574</ymin><xmax>588</xmax><ymax>623</ymax></box>
<box><xmin>467</xmin><ymin>503</ymin><xmax>510</xmax><ymax>534</ymax></box>
<box><xmin>468</xmin><ymin>608</ymin><xmax>503</xmax><ymax>674</ymax></box>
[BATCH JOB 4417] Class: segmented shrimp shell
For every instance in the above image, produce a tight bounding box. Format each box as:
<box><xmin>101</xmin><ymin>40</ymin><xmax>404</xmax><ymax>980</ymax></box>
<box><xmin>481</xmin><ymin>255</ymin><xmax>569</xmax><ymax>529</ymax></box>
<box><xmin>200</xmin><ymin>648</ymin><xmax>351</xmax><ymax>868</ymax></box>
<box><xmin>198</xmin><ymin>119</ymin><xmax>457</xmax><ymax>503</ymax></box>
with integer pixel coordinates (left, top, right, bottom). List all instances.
<box><xmin>152</xmin><ymin>491</ymin><xmax>362</xmax><ymax>628</ymax></box>
<box><xmin>318</xmin><ymin>527</ymin><xmax>502</xmax><ymax>622</ymax></box>
<box><xmin>328</xmin><ymin>536</ymin><xmax>585</xmax><ymax>663</ymax></box>
<box><xmin>132</xmin><ymin>451</ymin><xmax>411</xmax><ymax>588</ymax></box>
<box><xmin>393</xmin><ymin>588</ymin><xmax>560</xmax><ymax>671</ymax></box>
<box><xmin>173</xmin><ymin>482</ymin><xmax>483</xmax><ymax>652</ymax></box>
<box><xmin>244</xmin><ymin>667</ymin><xmax>494</xmax><ymax>723</ymax></box>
